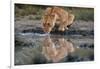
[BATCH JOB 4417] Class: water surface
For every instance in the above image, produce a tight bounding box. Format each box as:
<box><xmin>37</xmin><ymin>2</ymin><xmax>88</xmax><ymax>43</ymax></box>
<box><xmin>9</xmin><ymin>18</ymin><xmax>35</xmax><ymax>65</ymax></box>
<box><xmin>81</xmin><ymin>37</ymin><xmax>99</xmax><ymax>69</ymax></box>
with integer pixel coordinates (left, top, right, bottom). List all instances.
<box><xmin>15</xmin><ymin>33</ymin><xmax>94</xmax><ymax>65</ymax></box>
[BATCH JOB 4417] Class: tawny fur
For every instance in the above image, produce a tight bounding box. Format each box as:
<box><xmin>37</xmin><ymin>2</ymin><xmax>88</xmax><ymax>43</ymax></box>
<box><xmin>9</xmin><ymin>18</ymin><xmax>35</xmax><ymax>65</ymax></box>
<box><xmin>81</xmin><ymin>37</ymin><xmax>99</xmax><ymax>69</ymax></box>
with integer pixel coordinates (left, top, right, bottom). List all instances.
<box><xmin>42</xmin><ymin>7</ymin><xmax>75</xmax><ymax>33</ymax></box>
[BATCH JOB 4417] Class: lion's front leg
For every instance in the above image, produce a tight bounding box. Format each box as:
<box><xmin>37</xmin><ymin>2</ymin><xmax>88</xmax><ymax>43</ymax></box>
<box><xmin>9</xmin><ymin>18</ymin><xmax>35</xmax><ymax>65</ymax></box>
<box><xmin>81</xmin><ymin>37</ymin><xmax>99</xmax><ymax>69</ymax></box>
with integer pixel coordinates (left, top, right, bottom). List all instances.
<box><xmin>58</xmin><ymin>20</ymin><xmax>69</xmax><ymax>32</ymax></box>
<box><xmin>58</xmin><ymin>26</ymin><xmax>65</xmax><ymax>32</ymax></box>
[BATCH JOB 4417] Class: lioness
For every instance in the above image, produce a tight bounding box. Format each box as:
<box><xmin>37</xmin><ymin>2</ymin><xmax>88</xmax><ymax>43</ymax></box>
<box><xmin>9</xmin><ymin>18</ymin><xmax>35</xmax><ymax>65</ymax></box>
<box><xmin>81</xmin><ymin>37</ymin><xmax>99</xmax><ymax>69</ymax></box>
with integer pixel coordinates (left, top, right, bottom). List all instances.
<box><xmin>42</xmin><ymin>7</ymin><xmax>75</xmax><ymax>33</ymax></box>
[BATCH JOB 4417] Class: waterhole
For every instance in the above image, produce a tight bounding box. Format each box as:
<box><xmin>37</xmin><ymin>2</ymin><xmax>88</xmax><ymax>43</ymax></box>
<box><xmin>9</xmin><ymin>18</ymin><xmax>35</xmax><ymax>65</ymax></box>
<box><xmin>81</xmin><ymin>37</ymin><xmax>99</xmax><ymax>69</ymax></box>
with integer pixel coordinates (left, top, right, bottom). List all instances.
<box><xmin>15</xmin><ymin>32</ymin><xmax>94</xmax><ymax>65</ymax></box>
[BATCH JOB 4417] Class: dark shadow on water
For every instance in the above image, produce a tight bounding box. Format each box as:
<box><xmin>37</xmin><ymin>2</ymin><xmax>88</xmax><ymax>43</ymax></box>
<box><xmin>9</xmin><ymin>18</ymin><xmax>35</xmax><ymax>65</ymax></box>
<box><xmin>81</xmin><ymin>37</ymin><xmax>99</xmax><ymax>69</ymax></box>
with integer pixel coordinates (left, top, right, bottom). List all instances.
<box><xmin>22</xmin><ymin>27</ymin><xmax>94</xmax><ymax>36</ymax></box>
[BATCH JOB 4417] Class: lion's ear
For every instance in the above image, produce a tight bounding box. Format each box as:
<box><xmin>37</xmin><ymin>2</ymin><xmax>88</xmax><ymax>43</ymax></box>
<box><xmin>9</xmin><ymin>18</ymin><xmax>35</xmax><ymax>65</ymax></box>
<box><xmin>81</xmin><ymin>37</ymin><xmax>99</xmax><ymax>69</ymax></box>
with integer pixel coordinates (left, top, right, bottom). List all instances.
<box><xmin>47</xmin><ymin>7</ymin><xmax>52</xmax><ymax>10</ymax></box>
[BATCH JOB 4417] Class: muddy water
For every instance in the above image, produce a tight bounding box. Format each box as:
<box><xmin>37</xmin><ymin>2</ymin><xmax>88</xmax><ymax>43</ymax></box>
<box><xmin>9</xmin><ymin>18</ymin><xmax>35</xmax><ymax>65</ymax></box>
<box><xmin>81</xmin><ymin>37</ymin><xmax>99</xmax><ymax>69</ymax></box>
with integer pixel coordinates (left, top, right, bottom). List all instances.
<box><xmin>15</xmin><ymin>33</ymin><xmax>94</xmax><ymax>65</ymax></box>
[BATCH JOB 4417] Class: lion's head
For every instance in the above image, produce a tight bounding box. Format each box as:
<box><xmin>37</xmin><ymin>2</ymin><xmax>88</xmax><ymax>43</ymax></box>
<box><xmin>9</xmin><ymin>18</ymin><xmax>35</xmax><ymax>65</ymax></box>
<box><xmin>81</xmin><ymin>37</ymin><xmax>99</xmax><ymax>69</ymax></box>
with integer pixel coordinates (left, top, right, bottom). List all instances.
<box><xmin>42</xmin><ymin>14</ymin><xmax>57</xmax><ymax>33</ymax></box>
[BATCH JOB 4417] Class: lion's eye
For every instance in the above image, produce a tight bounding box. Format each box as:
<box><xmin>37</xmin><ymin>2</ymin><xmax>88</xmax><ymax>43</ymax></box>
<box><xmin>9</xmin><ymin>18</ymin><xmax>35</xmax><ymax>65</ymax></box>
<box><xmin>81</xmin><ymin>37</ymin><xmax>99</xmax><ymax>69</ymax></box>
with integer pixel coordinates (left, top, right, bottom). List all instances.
<box><xmin>51</xmin><ymin>15</ymin><xmax>55</xmax><ymax>16</ymax></box>
<box><xmin>51</xmin><ymin>14</ymin><xmax>55</xmax><ymax>16</ymax></box>
<box><xmin>47</xmin><ymin>23</ymin><xmax>52</xmax><ymax>27</ymax></box>
<box><xmin>47</xmin><ymin>23</ymin><xmax>50</xmax><ymax>26</ymax></box>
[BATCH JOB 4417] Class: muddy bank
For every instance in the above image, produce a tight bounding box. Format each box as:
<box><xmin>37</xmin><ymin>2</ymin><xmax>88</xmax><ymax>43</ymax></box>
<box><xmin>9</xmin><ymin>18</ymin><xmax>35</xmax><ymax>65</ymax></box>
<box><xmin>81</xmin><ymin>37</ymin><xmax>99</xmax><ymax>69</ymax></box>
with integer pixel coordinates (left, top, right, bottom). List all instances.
<box><xmin>15</xmin><ymin>16</ymin><xmax>94</xmax><ymax>36</ymax></box>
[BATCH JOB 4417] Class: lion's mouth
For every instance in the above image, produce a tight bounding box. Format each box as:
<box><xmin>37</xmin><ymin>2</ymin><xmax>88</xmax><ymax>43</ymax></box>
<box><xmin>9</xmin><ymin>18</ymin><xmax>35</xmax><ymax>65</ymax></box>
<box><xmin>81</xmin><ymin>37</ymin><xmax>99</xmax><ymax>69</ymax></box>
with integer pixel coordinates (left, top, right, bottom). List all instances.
<box><xmin>43</xmin><ymin>28</ymin><xmax>52</xmax><ymax>33</ymax></box>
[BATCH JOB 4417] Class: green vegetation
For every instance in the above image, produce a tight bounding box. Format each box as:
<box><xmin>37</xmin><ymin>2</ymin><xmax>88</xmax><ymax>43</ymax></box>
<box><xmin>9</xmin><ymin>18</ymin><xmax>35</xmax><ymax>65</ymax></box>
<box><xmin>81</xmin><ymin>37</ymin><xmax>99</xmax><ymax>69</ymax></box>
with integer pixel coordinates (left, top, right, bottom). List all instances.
<box><xmin>15</xmin><ymin>4</ymin><xmax>45</xmax><ymax>17</ymax></box>
<box><xmin>15</xmin><ymin>4</ymin><xmax>94</xmax><ymax>21</ymax></box>
<box><xmin>71</xmin><ymin>8</ymin><xmax>94</xmax><ymax>21</ymax></box>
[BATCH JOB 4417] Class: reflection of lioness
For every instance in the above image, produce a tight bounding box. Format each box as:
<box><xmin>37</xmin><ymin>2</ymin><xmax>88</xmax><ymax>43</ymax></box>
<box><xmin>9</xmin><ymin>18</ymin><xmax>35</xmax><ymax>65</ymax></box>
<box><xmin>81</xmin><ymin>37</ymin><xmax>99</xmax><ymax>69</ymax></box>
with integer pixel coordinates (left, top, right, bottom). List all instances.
<box><xmin>42</xmin><ymin>36</ymin><xmax>74</xmax><ymax>62</ymax></box>
<box><xmin>42</xmin><ymin>7</ymin><xmax>75</xmax><ymax>33</ymax></box>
